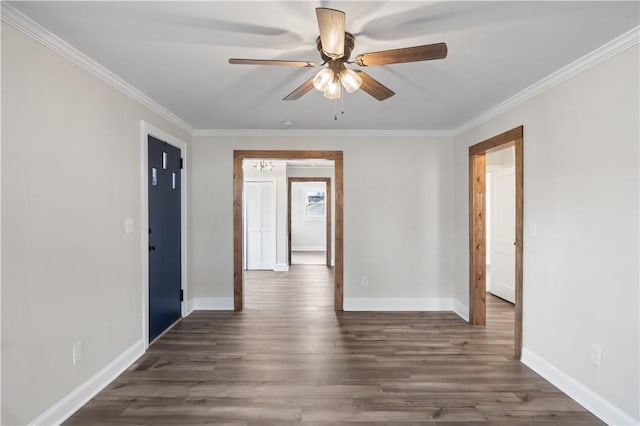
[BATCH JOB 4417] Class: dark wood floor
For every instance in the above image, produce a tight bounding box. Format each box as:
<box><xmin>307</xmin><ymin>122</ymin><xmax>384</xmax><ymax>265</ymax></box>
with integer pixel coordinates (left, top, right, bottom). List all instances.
<box><xmin>65</xmin><ymin>266</ymin><xmax>602</xmax><ymax>425</ymax></box>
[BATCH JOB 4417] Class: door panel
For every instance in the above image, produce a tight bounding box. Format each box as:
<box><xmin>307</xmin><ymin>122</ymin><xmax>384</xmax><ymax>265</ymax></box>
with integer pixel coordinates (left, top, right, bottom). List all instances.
<box><xmin>245</xmin><ymin>181</ymin><xmax>276</xmax><ymax>270</ymax></box>
<box><xmin>246</xmin><ymin>182</ymin><xmax>263</xmax><ymax>269</ymax></box>
<box><xmin>260</xmin><ymin>182</ymin><xmax>276</xmax><ymax>266</ymax></box>
<box><xmin>490</xmin><ymin>167</ymin><xmax>515</xmax><ymax>303</ymax></box>
<box><xmin>148</xmin><ymin>135</ymin><xmax>182</xmax><ymax>342</ymax></box>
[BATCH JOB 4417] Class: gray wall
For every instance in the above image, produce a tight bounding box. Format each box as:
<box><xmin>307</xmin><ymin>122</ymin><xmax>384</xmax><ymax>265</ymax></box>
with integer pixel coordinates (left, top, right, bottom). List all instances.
<box><xmin>1</xmin><ymin>24</ymin><xmax>191</xmax><ymax>425</ymax></box>
<box><xmin>453</xmin><ymin>45</ymin><xmax>639</xmax><ymax>420</ymax></box>
<box><xmin>188</xmin><ymin>135</ymin><xmax>455</xmax><ymax>301</ymax></box>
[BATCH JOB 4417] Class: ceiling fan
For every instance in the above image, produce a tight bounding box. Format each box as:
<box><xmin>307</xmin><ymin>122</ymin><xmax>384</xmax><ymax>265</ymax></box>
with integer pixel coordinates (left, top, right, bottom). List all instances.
<box><xmin>228</xmin><ymin>7</ymin><xmax>447</xmax><ymax>103</ymax></box>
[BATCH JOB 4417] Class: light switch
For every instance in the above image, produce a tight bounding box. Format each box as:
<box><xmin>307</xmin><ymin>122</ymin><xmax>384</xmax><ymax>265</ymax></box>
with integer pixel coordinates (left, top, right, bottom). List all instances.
<box><xmin>124</xmin><ymin>218</ymin><xmax>134</xmax><ymax>234</ymax></box>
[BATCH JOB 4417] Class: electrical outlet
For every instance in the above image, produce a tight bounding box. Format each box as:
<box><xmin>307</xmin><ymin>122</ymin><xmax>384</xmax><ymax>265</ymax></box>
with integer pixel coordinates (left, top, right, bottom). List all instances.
<box><xmin>361</xmin><ymin>276</ymin><xmax>368</xmax><ymax>287</ymax></box>
<box><xmin>589</xmin><ymin>342</ymin><xmax>602</xmax><ymax>366</ymax></box>
<box><xmin>73</xmin><ymin>341</ymin><xmax>84</xmax><ymax>365</ymax></box>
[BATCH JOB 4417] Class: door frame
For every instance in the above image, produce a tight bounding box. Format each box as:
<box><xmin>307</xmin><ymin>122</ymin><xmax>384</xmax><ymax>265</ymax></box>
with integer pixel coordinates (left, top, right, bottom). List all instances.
<box><xmin>287</xmin><ymin>177</ymin><xmax>332</xmax><ymax>267</ymax></box>
<box><xmin>140</xmin><ymin>121</ymin><xmax>188</xmax><ymax>349</ymax></box>
<box><xmin>234</xmin><ymin>150</ymin><xmax>343</xmax><ymax>311</ymax></box>
<box><xmin>244</xmin><ymin>178</ymin><xmax>277</xmax><ymax>270</ymax></box>
<box><xmin>468</xmin><ymin>125</ymin><xmax>523</xmax><ymax>359</ymax></box>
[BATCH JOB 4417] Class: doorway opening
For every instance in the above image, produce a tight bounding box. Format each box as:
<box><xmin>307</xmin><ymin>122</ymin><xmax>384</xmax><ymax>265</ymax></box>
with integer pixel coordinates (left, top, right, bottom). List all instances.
<box><xmin>468</xmin><ymin>126</ymin><xmax>523</xmax><ymax>359</ymax></box>
<box><xmin>234</xmin><ymin>150</ymin><xmax>344</xmax><ymax>312</ymax></box>
<box><xmin>288</xmin><ymin>177</ymin><xmax>331</xmax><ymax>267</ymax></box>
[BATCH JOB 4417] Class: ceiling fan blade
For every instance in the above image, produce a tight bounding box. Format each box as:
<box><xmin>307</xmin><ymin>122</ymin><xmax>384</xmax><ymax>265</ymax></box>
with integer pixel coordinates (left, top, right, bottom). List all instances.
<box><xmin>283</xmin><ymin>77</ymin><xmax>315</xmax><ymax>101</ymax></box>
<box><xmin>316</xmin><ymin>8</ymin><xmax>345</xmax><ymax>59</ymax></box>
<box><xmin>229</xmin><ymin>58</ymin><xmax>318</xmax><ymax>67</ymax></box>
<box><xmin>355</xmin><ymin>43</ymin><xmax>447</xmax><ymax>66</ymax></box>
<box><xmin>354</xmin><ymin>71</ymin><xmax>395</xmax><ymax>101</ymax></box>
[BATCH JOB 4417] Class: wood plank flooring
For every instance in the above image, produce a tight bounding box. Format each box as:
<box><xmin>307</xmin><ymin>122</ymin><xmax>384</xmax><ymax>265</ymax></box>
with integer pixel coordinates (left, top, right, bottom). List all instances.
<box><xmin>65</xmin><ymin>266</ymin><xmax>602</xmax><ymax>425</ymax></box>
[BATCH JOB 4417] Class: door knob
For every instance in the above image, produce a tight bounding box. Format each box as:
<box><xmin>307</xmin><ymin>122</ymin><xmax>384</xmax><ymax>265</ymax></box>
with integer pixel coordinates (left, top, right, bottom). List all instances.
<box><xmin>149</xmin><ymin>245</ymin><xmax>157</xmax><ymax>251</ymax></box>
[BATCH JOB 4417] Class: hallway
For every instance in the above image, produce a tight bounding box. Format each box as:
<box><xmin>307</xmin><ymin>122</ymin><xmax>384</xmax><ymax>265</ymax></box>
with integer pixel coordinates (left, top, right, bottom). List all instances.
<box><xmin>65</xmin><ymin>266</ymin><xmax>602</xmax><ymax>425</ymax></box>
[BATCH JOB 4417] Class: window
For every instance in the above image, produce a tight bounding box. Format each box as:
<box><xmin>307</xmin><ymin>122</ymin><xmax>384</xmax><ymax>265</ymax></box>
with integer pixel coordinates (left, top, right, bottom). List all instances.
<box><xmin>305</xmin><ymin>191</ymin><xmax>326</xmax><ymax>219</ymax></box>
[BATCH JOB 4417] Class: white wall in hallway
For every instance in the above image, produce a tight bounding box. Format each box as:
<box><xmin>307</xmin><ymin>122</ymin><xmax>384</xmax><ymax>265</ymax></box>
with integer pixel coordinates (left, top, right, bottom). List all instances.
<box><xmin>485</xmin><ymin>145</ymin><xmax>516</xmax><ymax>293</ymax></box>
<box><xmin>287</xmin><ymin>166</ymin><xmax>335</xmax><ymax>266</ymax></box>
<box><xmin>291</xmin><ymin>181</ymin><xmax>327</xmax><ymax>251</ymax></box>
<box><xmin>453</xmin><ymin>45</ymin><xmax>639</xmax><ymax>422</ymax></box>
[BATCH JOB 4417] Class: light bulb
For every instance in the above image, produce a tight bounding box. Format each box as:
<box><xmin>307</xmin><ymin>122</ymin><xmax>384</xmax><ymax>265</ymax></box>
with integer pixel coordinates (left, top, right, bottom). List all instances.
<box><xmin>313</xmin><ymin>68</ymin><xmax>334</xmax><ymax>92</ymax></box>
<box><xmin>323</xmin><ymin>79</ymin><xmax>341</xmax><ymax>100</ymax></box>
<box><xmin>340</xmin><ymin>68</ymin><xmax>362</xmax><ymax>93</ymax></box>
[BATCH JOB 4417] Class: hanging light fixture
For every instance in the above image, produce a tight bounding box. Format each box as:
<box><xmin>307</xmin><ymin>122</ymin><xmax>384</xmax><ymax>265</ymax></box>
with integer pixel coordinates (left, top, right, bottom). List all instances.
<box><xmin>312</xmin><ymin>66</ymin><xmax>361</xmax><ymax>99</ymax></box>
<box><xmin>254</xmin><ymin>160</ymin><xmax>274</xmax><ymax>173</ymax></box>
<box><xmin>323</xmin><ymin>78</ymin><xmax>342</xmax><ymax>100</ymax></box>
<box><xmin>313</xmin><ymin>68</ymin><xmax>334</xmax><ymax>92</ymax></box>
<box><xmin>340</xmin><ymin>68</ymin><xmax>362</xmax><ymax>93</ymax></box>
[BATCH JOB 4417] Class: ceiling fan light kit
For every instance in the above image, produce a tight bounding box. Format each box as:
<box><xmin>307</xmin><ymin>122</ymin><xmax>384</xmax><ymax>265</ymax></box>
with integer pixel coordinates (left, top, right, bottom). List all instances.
<box><xmin>323</xmin><ymin>78</ymin><xmax>342</xmax><ymax>100</ymax></box>
<box><xmin>228</xmin><ymin>7</ymin><xmax>448</xmax><ymax>117</ymax></box>
<box><xmin>312</xmin><ymin>67</ymin><xmax>361</xmax><ymax>98</ymax></box>
<box><xmin>313</xmin><ymin>68</ymin><xmax>334</xmax><ymax>92</ymax></box>
<box><xmin>340</xmin><ymin>68</ymin><xmax>362</xmax><ymax>93</ymax></box>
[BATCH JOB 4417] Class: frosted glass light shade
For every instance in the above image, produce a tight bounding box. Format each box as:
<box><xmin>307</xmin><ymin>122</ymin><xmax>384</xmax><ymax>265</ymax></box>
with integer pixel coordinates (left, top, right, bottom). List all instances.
<box><xmin>340</xmin><ymin>68</ymin><xmax>362</xmax><ymax>93</ymax></box>
<box><xmin>313</xmin><ymin>68</ymin><xmax>334</xmax><ymax>92</ymax></box>
<box><xmin>323</xmin><ymin>79</ymin><xmax>341</xmax><ymax>99</ymax></box>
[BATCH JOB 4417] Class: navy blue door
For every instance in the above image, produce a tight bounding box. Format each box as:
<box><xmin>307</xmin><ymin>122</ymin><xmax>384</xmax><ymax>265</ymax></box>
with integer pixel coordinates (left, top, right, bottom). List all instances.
<box><xmin>148</xmin><ymin>135</ymin><xmax>182</xmax><ymax>342</ymax></box>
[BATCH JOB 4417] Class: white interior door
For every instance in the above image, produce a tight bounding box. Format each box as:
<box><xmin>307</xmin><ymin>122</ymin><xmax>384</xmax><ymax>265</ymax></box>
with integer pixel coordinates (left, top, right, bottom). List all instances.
<box><xmin>245</xmin><ymin>181</ymin><xmax>276</xmax><ymax>270</ymax></box>
<box><xmin>490</xmin><ymin>167</ymin><xmax>516</xmax><ymax>303</ymax></box>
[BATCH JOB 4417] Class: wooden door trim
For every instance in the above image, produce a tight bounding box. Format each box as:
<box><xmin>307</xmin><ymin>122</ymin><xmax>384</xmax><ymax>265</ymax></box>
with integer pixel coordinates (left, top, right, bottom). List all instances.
<box><xmin>234</xmin><ymin>150</ymin><xmax>344</xmax><ymax>311</ymax></box>
<box><xmin>468</xmin><ymin>125</ymin><xmax>524</xmax><ymax>359</ymax></box>
<box><xmin>287</xmin><ymin>177</ymin><xmax>332</xmax><ymax>267</ymax></box>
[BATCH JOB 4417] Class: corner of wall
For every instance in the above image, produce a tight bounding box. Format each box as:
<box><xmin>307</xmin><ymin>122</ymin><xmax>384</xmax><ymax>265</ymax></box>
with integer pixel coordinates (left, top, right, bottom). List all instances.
<box><xmin>28</xmin><ymin>340</ymin><xmax>144</xmax><ymax>426</ymax></box>
<box><xmin>521</xmin><ymin>348</ymin><xmax>640</xmax><ymax>426</ymax></box>
<box><xmin>453</xmin><ymin>299</ymin><xmax>469</xmax><ymax>322</ymax></box>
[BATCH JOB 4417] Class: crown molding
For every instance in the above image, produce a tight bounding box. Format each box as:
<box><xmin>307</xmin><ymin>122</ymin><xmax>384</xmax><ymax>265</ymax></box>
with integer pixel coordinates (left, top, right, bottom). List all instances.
<box><xmin>3</xmin><ymin>2</ymin><xmax>636</xmax><ymax>139</ymax></box>
<box><xmin>194</xmin><ymin>21</ymin><xmax>638</xmax><ymax>140</ymax></box>
<box><xmin>191</xmin><ymin>128</ymin><xmax>454</xmax><ymax>138</ymax></box>
<box><xmin>1</xmin><ymin>3</ymin><xmax>193</xmax><ymax>135</ymax></box>
<box><xmin>452</xmin><ymin>25</ymin><xmax>640</xmax><ymax>136</ymax></box>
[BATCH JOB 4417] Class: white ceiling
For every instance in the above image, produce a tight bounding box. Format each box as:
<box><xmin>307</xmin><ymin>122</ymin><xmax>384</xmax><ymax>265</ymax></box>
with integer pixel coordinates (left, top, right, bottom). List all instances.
<box><xmin>9</xmin><ymin>1</ymin><xmax>639</xmax><ymax>131</ymax></box>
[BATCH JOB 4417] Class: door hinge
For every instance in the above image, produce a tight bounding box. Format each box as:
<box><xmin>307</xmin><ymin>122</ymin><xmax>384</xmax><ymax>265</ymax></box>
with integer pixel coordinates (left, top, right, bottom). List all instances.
<box><xmin>180</xmin><ymin>158</ymin><xmax>183</xmax><ymax>169</ymax></box>
<box><xmin>180</xmin><ymin>289</ymin><xmax>184</xmax><ymax>302</ymax></box>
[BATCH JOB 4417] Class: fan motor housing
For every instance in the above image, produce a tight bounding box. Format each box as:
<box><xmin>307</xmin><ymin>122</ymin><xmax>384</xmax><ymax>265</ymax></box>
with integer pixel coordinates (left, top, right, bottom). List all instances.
<box><xmin>316</xmin><ymin>32</ymin><xmax>355</xmax><ymax>63</ymax></box>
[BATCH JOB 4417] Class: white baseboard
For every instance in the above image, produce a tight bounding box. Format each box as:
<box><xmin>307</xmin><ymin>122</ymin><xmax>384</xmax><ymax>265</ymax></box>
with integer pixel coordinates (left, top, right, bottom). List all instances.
<box><xmin>291</xmin><ymin>247</ymin><xmax>326</xmax><ymax>252</ymax></box>
<box><xmin>454</xmin><ymin>300</ymin><xmax>469</xmax><ymax>321</ymax></box>
<box><xmin>273</xmin><ymin>263</ymin><xmax>289</xmax><ymax>272</ymax></box>
<box><xmin>343</xmin><ymin>297</ymin><xmax>454</xmax><ymax>311</ymax></box>
<box><xmin>521</xmin><ymin>348</ymin><xmax>639</xmax><ymax>426</ymax></box>
<box><xmin>29</xmin><ymin>339</ymin><xmax>145</xmax><ymax>426</ymax></box>
<box><xmin>192</xmin><ymin>297</ymin><xmax>234</xmax><ymax>310</ymax></box>
<box><xmin>186</xmin><ymin>298</ymin><xmax>196</xmax><ymax>316</ymax></box>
